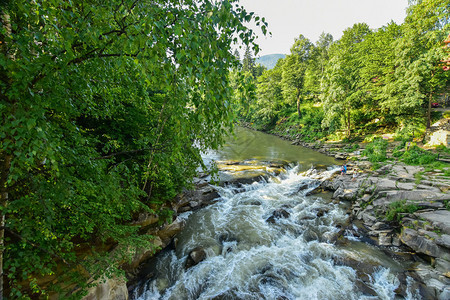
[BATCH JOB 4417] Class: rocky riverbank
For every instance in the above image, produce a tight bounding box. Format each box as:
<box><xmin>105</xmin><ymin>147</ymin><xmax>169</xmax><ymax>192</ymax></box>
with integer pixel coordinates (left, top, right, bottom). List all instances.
<box><xmin>240</xmin><ymin>122</ymin><xmax>450</xmax><ymax>298</ymax></box>
<box><xmin>320</xmin><ymin>160</ymin><xmax>450</xmax><ymax>299</ymax></box>
<box><xmin>82</xmin><ymin>180</ymin><xmax>222</xmax><ymax>300</ymax></box>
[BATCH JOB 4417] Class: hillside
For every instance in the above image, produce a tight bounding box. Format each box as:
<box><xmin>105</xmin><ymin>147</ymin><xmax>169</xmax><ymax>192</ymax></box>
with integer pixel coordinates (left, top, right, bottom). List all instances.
<box><xmin>256</xmin><ymin>54</ymin><xmax>286</xmax><ymax>70</ymax></box>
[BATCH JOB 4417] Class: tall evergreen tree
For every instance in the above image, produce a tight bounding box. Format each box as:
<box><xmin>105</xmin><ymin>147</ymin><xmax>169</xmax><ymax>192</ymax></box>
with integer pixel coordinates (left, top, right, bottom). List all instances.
<box><xmin>233</xmin><ymin>49</ymin><xmax>241</xmax><ymax>65</ymax></box>
<box><xmin>242</xmin><ymin>46</ymin><xmax>255</xmax><ymax>75</ymax></box>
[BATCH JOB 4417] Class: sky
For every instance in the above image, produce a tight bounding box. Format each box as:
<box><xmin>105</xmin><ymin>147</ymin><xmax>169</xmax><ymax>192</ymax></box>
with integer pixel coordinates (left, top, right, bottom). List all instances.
<box><xmin>238</xmin><ymin>0</ymin><xmax>409</xmax><ymax>57</ymax></box>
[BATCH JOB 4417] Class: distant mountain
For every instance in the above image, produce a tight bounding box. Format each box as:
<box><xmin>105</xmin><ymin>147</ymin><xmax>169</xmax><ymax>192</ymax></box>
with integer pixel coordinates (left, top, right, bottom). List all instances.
<box><xmin>256</xmin><ymin>54</ymin><xmax>286</xmax><ymax>70</ymax></box>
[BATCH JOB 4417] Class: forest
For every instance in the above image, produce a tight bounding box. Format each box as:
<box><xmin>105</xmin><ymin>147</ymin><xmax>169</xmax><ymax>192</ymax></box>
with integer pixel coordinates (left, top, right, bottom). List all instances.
<box><xmin>232</xmin><ymin>0</ymin><xmax>450</xmax><ymax>143</ymax></box>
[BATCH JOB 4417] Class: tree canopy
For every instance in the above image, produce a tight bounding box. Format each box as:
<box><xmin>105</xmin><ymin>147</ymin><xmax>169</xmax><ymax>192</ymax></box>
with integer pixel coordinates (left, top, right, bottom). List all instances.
<box><xmin>0</xmin><ymin>0</ymin><xmax>264</xmax><ymax>298</ymax></box>
<box><xmin>234</xmin><ymin>0</ymin><xmax>449</xmax><ymax>141</ymax></box>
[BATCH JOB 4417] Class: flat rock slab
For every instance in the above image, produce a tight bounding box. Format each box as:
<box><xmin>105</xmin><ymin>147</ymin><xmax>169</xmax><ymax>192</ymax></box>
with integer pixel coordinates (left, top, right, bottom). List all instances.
<box><xmin>385</xmin><ymin>190</ymin><xmax>450</xmax><ymax>202</ymax></box>
<box><xmin>391</xmin><ymin>164</ymin><xmax>424</xmax><ymax>179</ymax></box>
<box><xmin>436</xmin><ymin>234</ymin><xmax>450</xmax><ymax>249</ymax></box>
<box><xmin>401</xmin><ymin>228</ymin><xmax>450</xmax><ymax>260</ymax></box>
<box><xmin>417</xmin><ymin>210</ymin><xmax>450</xmax><ymax>235</ymax></box>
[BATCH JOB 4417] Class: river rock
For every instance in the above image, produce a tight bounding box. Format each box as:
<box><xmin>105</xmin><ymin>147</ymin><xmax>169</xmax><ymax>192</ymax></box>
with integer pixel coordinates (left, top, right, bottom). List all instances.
<box><xmin>392</xmin><ymin>235</ymin><xmax>401</xmax><ymax>247</ymax></box>
<box><xmin>174</xmin><ymin>185</ymin><xmax>220</xmax><ymax>213</ymax></box>
<box><xmin>436</xmin><ymin>258</ymin><xmax>450</xmax><ymax>274</ymax></box>
<box><xmin>373</xmin><ymin>178</ymin><xmax>398</xmax><ymax>191</ymax></box>
<box><xmin>375</xmin><ymin>164</ymin><xmax>392</xmax><ymax>175</ymax></box>
<box><xmin>378</xmin><ymin>232</ymin><xmax>392</xmax><ymax>246</ymax></box>
<box><xmin>390</xmin><ymin>165</ymin><xmax>424</xmax><ymax>181</ymax></box>
<box><xmin>416</xmin><ymin>210</ymin><xmax>450</xmax><ymax>235</ymax></box>
<box><xmin>316</xmin><ymin>208</ymin><xmax>329</xmax><ymax>217</ymax></box>
<box><xmin>152</xmin><ymin>217</ymin><xmax>186</xmax><ymax>247</ymax></box>
<box><xmin>374</xmin><ymin>190</ymin><xmax>449</xmax><ymax>207</ymax></box>
<box><xmin>395</xmin><ymin>182</ymin><xmax>415</xmax><ymax>190</ymax></box>
<box><xmin>83</xmin><ymin>276</ymin><xmax>128</xmax><ymax>300</ymax></box>
<box><xmin>400</xmin><ymin>228</ymin><xmax>450</xmax><ymax>260</ymax></box>
<box><xmin>361</xmin><ymin>212</ymin><xmax>377</xmax><ymax>227</ymax></box>
<box><xmin>370</xmin><ymin>222</ymin><xmax>390</xmax><ymax>231</ymax></box>
<box><xmin>436</xmin><ymin>234</ymin><xmax>450</xmax><ymax>249</ymax></box>
<box><xmin>335</xmin><ymin>152</ymin><xmax>347</xmax><ymax>160</ymax></box>
<box><xmin>185</xmin><ymin>246</ymin><xmax>207</xmax><ymax>269</ymax></box>
<box><xmin>266</xmin><ymin>209</ymin><xmax>290</xmax><ymax>223</ymax></box>
<box><xmin>416</xmin><ymin>184</ymin><xmax>443</xmax><ymax>193</ymax></box>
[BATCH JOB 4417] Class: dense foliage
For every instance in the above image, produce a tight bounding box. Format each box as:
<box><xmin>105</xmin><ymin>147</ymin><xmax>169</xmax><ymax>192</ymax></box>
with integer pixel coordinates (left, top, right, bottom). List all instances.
<box><xmin>0</xmin><ymin>0</ymin><xmax>263</xmax><ymax>298</ymax></box>
<box><xmin>234</xmin><ymin>0</ymin><xmax>450</xmax><ymax>141</ymax></box>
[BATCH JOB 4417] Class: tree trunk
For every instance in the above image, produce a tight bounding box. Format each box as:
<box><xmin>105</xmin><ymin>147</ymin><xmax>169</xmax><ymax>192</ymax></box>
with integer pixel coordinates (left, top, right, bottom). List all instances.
<box><xmin>427</xmin><ymin>92</ymin><xmax>432</xmax><ymax>129</ymax></box>
<box><xmin>0</xmin><ymin>155</ymin><xmax>11</xmax><ymax>300</ymax></box>
<box><xmin>346</xmin><ymin>111</ymin><xmax>351</xmax><ymax>139</ymax></box>
<box><xmin>296</xmin><ymin>93</ymin><xmax>301</xmax><ymax>119</ymax></box>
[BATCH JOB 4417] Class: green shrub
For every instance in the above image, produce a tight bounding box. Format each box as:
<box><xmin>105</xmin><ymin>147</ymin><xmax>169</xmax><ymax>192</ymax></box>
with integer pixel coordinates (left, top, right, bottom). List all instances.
<box><xmin>401</xmin><ymin>146</ymin><xmax>437</xmax><ymax>165</ymax></box>
<box><xmin>444</xmin><ymin>200</ymin><xmax>450</xmax><ymax>211</ymax></box>
<box><xmin>363</xmin><ymin>138</ymin><xmax>388</xmax><ymax>163</ymax></box>
<box><xmin>414</xmin><ymin>171</ymin><xmax>424</xmax><ymax>184</ymax></box>
<box><xmin>435</xmin><ymin>144</ymin><xmax>450</xmax><ymax>154</ymax></box>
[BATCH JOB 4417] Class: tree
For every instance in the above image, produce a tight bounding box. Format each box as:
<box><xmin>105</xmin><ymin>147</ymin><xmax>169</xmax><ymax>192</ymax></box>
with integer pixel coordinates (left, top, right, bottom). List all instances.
<box><xmin>357</xmin><ymin>22</ymin><xmax>403</xmax><ymax>127</ymax></box>
<box><xmin>304</xmin><ymin>33</ymin><xmax>334</xmax><ymax>101</ymax></box>
<box><xmin>229</xmin><ymin>69</ymin><xmax>257</xmax><ymax>119</ymax></box>
<box><xmin>321</xmin><ymin>23</ymin><xmax>372</xmax><ymax>138</ymax></box>
<box><xmin>233</xmin><ymin>49</ymin><xmax>241</xmax><ymax>63</ymax></box>
<box><xmin>281</xmin><ymin>34</ymin><xmax>314</xmax><ymax>118</ymax></box>
<box><xmin>242</xmin><ymin>46</ymin><xmax>256</xmax><ymax>75</ymax></box>
<box><xmin>0</xmin><ymin>0</ymin><xmax>263</xmax><ymax>297</ymax></box>
<box><xmin>253</xmin><ymin>63</ymin><xmax>267</xmax><ymax>78</ymax></box>
<box><xmin>254</xmin><ymin>61</ymin><xmax>284</xmax><ymax>125</ymax></box>
<box><xmin>384</xmin><ymin>0</ymin><xmax>450</xmax><ymax>128</ymax></box>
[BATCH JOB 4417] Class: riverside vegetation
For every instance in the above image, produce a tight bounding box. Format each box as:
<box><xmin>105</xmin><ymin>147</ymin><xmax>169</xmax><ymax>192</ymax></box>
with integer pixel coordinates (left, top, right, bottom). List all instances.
<box><xmin>0</xmin><ymin>0</ymin><xmax>267</xmax><ymax>298</ymax></box>
<box><xmin>233</xmin><ymin>0</ymin><xmax>449</xmax><ymax>145</ymax></box>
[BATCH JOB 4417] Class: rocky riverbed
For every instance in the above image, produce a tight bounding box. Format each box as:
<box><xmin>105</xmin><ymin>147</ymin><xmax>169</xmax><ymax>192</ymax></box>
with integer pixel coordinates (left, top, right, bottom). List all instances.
<box><xmin>83</xmin><ymin>145</ymin><xmax>450</xmax><ymax>300</ymax></box>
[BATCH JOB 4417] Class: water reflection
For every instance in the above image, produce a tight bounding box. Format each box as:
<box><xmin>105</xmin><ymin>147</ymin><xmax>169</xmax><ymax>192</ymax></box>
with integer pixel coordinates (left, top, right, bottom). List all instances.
<box><xmin>204</xmin><ymin>127</ymin><xmax>338</xmax><ymax>171</ymax></box>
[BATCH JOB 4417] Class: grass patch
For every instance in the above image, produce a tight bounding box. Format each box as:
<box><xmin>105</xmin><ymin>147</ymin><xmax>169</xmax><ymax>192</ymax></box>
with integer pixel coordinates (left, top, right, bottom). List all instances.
<box><xmin>343</xmin><ymin>143</ymin><xmax>360</xmax><ymax>153</ymax></box>
<box><xmin>385</xmin><ymin>200</ymin><xmax>421</xmax><ymax>222</ymax></box>
<box><xmin>414</xmin><ymin>171</ymin><xmax>424</xmax><ymax>184</ymax></box>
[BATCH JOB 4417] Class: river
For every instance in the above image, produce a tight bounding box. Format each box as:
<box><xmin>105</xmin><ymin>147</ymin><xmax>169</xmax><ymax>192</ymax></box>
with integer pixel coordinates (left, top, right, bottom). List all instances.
<box><xmin>202</xmin><ymin>126</ymin><xmax>338</xmax><ymax>168</ymax></box>
<box><xmin>131</xmin><ymin>128</ymin><xmax>419</xmax><ymax>300</ymax></box>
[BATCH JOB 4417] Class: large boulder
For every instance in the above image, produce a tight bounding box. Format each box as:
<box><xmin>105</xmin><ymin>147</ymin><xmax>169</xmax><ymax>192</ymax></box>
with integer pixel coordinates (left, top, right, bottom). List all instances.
<box><xmin>122</xmin><ymin>237</ymin><xmax>164</xmax><ymax>272</ymax></box>
<box><xmin>153</xmin><ymin>217</ymin><xmax>186</xmax><ymax>247</ymax></box>
<box><xmin>130</xmin><ymin>212</ymin><xmax>159</xmax><ymax>227</ymax></box>
<box><xmin>332</xmin><ymin>187</ymin><xmax>358</xmax><ymax>200</ymax></box>
<box><xmin>373</xmin><ymin>190</ymin><xmax>450</xmax><ymax>207</ymax></box>
<box><xmin>174</xmin><ymin>184</ymin><xmax>220</xmax><ymax>213</ymax></box>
